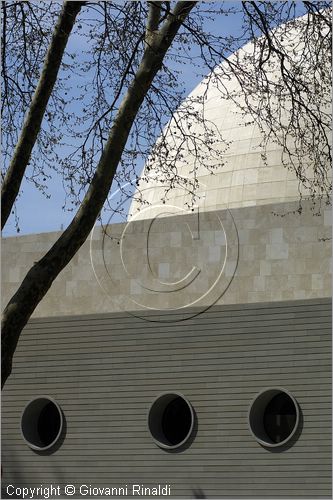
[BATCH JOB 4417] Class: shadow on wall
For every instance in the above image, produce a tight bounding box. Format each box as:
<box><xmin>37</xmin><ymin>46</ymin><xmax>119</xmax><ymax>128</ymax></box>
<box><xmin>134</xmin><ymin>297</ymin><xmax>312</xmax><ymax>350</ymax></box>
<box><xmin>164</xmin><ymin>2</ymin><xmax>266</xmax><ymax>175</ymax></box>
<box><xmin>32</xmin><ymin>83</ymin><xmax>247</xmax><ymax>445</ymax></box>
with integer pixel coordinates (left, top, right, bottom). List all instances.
<box><xmin>1</xmin><ymin>395</ymin><xmax>305</xmax><ymax>498</ymax></box>
<box><xmin>2</xmin><ymin>445</ymin><xmax>24</xmax><ymax>499</ymax></box>
<box><xmin>187</xmin><ymin>404</ymin><xmax>304</xmax><ymax>499</ymax></box>
<box><xmin>192</xmin><ymin>487</ymin><xmax>206</xmax><ymax>498</ymax></box>
<box><xmin>2</xmin><ymin>412</ymin><xmax>67</xmax><ymax>499</ymax></box>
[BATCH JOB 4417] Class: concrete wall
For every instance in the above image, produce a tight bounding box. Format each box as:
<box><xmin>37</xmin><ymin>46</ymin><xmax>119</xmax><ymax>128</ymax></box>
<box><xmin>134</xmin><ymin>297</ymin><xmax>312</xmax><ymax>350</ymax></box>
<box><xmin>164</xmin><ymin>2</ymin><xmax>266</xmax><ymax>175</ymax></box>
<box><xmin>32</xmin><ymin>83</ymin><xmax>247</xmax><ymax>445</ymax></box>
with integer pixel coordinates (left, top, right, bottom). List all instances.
<box><xmin>2</xmin><ymin>298</ymin><xmax>331</xmax><ymax>498</ymax></box>
<box><xmin>2</xmin><ymin>200</ymin><xmax>331</xmax><ymax>319</ymax></box>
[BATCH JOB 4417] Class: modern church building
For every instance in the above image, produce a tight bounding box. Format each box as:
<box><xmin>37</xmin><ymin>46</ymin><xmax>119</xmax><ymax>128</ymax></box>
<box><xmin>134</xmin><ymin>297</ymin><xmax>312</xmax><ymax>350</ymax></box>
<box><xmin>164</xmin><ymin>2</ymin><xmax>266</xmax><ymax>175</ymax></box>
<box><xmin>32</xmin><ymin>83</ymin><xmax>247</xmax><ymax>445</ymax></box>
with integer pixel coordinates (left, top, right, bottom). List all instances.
<box><xmin>2</xmin><ymin>17</ymin><xmax>331</xmax><ymax>500</ymax></box>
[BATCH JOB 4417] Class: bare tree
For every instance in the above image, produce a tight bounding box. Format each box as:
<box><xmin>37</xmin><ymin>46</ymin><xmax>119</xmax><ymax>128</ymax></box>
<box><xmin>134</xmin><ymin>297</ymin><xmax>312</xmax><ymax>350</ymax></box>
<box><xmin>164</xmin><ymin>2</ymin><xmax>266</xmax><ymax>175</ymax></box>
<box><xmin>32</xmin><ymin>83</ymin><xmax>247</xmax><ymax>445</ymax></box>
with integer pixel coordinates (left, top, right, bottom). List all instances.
<box><xmin>238</xmin><ymin>1</ymin><xmax>331</xmax><ymax>213</ymax></box>
<box><xmin>143</xmin><ymin>1</ymin><xmax>331</xmax><ymax>213</ymax></box>
<box><xmin>1</xmin><ymin>1</ymin><xmax>85</xmax><ymax>229</ymax></box>
<box><xmin>1</xmin><ymin>1</ymin><xmax>331</xmax><ymax>388</ymax></box>
<box><xmin>1</xmin><ymin>0</ymin><xmax>199</xmax><ymax>388</ymax></box>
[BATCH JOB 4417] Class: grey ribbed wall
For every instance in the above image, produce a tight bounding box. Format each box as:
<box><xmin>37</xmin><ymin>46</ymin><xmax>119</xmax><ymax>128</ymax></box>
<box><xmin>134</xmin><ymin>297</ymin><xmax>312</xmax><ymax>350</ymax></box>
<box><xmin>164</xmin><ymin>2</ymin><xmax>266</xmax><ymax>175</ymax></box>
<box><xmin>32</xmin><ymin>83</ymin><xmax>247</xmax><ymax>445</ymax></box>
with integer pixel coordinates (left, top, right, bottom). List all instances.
<box><xmin>2</xmin><ymin>298</ymin><xmax>331</xmax><ymax>498</ymax></box>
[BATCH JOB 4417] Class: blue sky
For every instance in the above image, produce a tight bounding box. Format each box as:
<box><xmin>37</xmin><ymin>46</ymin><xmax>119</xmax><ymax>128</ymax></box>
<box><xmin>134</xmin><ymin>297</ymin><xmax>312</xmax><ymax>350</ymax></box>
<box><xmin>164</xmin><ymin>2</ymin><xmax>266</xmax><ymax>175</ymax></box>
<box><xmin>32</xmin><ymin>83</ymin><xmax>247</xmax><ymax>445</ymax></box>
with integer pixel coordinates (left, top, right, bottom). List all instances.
<box><xmin>3</xmin><ymin>2</ymin><xmax>249</xmax><ymax>236</ymax></box>
<box><xmin>3</xmin><ymin>2</ymin><xmax>302</xmax><ymax>237</ymax></box>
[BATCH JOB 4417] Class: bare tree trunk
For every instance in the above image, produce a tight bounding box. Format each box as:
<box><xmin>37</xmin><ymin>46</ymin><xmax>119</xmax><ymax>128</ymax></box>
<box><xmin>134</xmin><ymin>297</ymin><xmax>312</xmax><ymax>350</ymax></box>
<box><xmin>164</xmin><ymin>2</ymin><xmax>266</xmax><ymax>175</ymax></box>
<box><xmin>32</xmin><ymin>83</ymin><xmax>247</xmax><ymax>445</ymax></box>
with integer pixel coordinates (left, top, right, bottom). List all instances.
<box><xmin>1</xmin><ymin>1</ymin><xmax>85</xmax><ymax>230</ymax></box>
<box><xmin>1</xmin><ymin>1</ymin><xmax>197</xmax><ymax>389</ymax></box>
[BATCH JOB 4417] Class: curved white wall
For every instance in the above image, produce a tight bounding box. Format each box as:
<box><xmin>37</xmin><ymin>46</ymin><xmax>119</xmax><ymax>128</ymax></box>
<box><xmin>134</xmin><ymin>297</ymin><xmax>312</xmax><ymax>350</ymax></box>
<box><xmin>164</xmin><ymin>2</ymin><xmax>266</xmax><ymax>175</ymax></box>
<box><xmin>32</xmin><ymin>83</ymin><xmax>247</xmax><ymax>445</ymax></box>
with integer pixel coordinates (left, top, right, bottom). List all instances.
<box><xmin>129</xmin><ymin>16</ymin><xmax>330</xmax><ymax>220</ymax></box>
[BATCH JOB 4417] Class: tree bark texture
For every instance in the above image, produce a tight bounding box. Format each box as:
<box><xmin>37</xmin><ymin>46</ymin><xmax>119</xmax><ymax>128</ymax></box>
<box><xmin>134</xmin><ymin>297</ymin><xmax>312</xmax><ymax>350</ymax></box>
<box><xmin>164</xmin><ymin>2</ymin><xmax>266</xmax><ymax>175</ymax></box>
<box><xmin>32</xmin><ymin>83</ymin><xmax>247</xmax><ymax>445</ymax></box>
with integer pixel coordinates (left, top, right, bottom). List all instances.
<box><xmin>1</xmin><ymin>2</ymin><xmax>197</xmax><ymax>389</ymax></box>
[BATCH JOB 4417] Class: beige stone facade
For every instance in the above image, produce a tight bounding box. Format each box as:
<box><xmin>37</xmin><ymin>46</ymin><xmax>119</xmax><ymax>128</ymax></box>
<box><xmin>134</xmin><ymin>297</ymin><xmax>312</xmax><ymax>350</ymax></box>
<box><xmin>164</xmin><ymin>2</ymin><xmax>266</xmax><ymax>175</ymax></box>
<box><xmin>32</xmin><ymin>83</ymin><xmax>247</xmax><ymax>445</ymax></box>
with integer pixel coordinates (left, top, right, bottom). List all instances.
<box><xmin>2</xmin><ymin>200</ymin><xmax>331</xmax><ymax>319</ymax></box>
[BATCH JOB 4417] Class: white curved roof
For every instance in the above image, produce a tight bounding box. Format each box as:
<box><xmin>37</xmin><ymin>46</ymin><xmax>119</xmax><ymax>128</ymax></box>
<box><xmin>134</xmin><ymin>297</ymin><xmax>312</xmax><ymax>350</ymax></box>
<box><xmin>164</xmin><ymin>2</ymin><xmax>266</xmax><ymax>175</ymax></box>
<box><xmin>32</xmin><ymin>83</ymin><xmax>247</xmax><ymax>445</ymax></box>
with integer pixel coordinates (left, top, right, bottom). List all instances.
<box><xmin>129</xmin><ymin>15</ymin><xmax>329</xmax><ymax>219</ymax></box>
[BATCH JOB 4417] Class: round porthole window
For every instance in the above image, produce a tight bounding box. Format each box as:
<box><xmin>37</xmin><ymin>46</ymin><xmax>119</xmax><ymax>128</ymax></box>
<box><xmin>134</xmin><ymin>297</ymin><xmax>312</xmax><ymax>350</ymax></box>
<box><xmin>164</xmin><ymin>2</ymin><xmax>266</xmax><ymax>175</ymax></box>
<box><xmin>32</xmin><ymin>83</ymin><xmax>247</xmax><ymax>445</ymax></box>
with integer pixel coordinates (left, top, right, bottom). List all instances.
<box><xmin>248</xmin><ymin>388</ymin><xmax>299</xmax><ymax>447</ymax></box>
<box><xmin>21</xmin><ymin>397</ymin><xmax>63</xmax><ymax>451</ymax></box>
<box><xmin>148</xmin><ymin>393</ymin><xmax>194</xmax><ymax>449</ymax></box>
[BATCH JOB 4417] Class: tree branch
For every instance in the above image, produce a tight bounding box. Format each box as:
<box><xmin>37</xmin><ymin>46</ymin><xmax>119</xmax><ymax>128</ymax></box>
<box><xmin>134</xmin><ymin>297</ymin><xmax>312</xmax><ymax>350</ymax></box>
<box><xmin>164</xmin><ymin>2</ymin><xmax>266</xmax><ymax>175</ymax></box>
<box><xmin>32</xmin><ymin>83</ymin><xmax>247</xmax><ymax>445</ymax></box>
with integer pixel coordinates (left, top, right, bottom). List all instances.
<box><xmin>1</xmin><ymin>1</ymin><xmax>197</xmax><ymax>389</ymax></box>
<box><xmin>1</xmin><ymin>1</ymin><xmax>85</xmax><ymax>229</ymax></box>
<box><xmin>146</xmin><ymin>1</ymin><xmax>161</xmax><ymax>37</ymax></box>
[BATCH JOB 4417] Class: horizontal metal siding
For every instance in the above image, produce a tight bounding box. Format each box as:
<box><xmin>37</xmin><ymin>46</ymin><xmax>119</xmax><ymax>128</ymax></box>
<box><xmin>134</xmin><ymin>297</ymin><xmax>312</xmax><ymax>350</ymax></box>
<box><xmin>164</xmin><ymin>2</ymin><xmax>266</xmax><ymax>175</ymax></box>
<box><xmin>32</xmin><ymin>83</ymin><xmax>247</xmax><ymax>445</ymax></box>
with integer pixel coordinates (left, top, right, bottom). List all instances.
<box><xmin>2</xmin><ymin>298</ymin><xmax>331</xmax><ymax>498</ymax></box>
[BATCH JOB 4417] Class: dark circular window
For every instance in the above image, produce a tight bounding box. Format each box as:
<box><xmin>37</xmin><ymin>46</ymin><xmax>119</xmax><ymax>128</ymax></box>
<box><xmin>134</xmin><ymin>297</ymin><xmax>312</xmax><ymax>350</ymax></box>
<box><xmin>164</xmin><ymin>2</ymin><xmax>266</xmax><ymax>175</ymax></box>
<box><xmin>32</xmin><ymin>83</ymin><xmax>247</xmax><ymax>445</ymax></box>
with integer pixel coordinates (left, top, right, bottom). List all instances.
<box><xmin>248</xmin><ymin>388</ymin><xmax>299</xmax><ymax>448</ymax></box>
<box><xmin>263</xmin><ymin>392</ymin><xmax>297</xmax><ymax>444</ymax></box>
<box><xmin>21</xmin><ymin>397</ymin><xmax>63</xmax><ymax>451</ymax></box>
<box><xmin>148</xmin><ymin>393</ymin><xmax>194</xmax><ymax>449</ymax></box>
